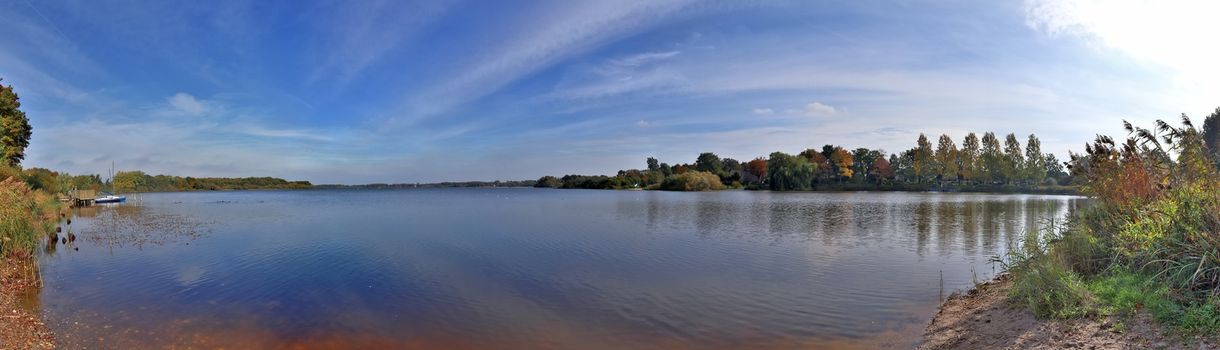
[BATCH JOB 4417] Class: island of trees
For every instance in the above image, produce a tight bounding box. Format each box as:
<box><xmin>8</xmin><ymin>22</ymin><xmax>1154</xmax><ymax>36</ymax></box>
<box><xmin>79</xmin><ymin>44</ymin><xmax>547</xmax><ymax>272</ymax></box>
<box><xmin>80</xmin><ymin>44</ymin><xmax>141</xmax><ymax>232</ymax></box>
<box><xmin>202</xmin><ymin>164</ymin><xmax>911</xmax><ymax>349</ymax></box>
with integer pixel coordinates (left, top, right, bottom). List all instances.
<box><xmin>537</xmin><ymin>132</ymin><xmax>1072</xmax><ymax>193</ymax></box>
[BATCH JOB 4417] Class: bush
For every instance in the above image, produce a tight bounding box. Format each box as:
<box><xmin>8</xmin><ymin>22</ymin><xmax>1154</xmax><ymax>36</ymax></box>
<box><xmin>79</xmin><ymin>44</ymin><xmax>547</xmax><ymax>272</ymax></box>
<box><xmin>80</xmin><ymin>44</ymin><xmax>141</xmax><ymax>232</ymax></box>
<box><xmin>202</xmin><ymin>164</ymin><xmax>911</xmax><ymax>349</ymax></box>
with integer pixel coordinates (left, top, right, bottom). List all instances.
<box><xmin>659</xmin><ymin>171</ymin><xmax>725</xmax><ymax>191</ymax></box>
<box><xmin>0</xmin><ymin>177</ymin><xmax>54</xmax><ymax>257</ymax></box>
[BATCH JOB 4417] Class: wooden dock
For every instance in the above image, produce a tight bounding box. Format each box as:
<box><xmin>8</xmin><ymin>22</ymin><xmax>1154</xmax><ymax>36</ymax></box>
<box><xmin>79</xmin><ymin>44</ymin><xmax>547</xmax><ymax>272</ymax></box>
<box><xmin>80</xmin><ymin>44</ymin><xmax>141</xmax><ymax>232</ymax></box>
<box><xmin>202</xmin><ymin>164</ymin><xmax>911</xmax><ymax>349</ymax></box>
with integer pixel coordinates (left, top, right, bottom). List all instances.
<box><xmin>68</xmin><ymin>189</ymin><xmax>96</xmax><ymax>207</ymax></box>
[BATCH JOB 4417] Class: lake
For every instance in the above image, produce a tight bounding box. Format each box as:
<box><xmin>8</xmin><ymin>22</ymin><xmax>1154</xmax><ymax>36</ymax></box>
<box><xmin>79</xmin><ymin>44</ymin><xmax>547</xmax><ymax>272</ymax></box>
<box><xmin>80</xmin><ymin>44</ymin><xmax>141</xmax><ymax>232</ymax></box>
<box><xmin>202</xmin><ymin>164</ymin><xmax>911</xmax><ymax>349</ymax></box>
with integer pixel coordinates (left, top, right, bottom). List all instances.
<box><xmin>31</xmin><ymin>189</ymin><xmax>1083</xmax><ymax>349</ymax></box>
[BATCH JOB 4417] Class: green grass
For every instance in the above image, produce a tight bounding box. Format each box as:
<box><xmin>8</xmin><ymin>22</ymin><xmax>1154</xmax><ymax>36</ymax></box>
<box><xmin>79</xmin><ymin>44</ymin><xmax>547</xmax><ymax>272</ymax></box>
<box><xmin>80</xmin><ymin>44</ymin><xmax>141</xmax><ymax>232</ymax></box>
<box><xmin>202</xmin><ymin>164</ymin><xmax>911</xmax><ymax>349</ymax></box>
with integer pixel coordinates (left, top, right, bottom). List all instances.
<box><xmin>1008</xmin><ymin>256</ymin><xmax>1092</xmax><ymax>319</ymax></box>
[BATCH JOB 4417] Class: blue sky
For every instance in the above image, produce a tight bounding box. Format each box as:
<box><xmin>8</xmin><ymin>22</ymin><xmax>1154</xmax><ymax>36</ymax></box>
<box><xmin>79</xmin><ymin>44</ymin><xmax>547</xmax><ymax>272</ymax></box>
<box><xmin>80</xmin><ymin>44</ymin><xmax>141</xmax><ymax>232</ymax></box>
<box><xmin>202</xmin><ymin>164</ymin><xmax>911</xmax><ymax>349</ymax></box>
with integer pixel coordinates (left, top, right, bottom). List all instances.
<box><xmin>2</xmin><ymin>0</ymin><xmax>1216</xmax><ymax>184</ymax></box>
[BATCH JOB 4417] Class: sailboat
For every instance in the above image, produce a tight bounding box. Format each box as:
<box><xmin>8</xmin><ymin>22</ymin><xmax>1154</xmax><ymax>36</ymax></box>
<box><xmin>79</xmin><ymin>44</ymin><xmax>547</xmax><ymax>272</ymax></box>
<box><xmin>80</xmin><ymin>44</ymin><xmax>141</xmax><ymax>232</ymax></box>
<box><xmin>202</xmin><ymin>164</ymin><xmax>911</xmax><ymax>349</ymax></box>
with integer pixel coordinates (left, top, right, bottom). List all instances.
<box><xmin>96</xmin><ymin>161</ymin><xmax>126</xmax><ymax>203</ymax></box>
<box><xmin>95</xmin><ymin>192</ymin><xmax>126</xmax><ymax>203</ymax></box>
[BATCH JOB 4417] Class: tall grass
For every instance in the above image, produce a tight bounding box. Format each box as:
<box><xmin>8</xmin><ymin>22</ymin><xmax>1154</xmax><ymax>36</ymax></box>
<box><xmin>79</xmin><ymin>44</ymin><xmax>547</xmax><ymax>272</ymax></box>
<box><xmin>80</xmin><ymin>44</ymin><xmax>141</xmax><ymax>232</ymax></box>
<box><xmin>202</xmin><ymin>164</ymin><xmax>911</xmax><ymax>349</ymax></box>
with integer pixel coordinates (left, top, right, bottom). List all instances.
<box><xmin>1006</xmin><ymin>115</ymin><xmax>1220</xmax><ymax>333</ymax></box>
<box><xmin>0</xmin><ymin>175</ymin><xmax>60</xmax><ymax>288</ymax></box>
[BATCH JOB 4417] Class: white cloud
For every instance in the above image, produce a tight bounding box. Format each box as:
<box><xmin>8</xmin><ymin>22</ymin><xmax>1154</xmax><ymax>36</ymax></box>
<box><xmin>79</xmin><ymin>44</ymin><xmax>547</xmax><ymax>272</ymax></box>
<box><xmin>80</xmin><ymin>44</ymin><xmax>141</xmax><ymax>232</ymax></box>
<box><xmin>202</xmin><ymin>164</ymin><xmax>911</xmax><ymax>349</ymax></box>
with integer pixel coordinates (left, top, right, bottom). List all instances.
<box><xmin>404</xmin><ymin>0</ymin><xmax>700</xmax><ymax>122</ymax></box>
<box><xmin>635</xmin><ymin>120</ymin><xmax>650</xmax><ymax>127</ymax></box>
<box><xmin>794</xmin><ymin>102</ymin><xmax>836</xmax><ymax>116</ymax></box>
<box><xmin>167</xmin><ymin>93</ymin><xmax>207</xmax><ymax>116</ymax></box>
<box><xmin>308</xmin><ymin>0</ymin><xmax>453</xmax><ymax>88</ymax></box>
<box><xmin>1024</xmin><ymin>0</ymin><xmax>1220</xmax><ymax>116</ymax></box>
<box><xmin>608</xmin><ymin>50</ymin><xmax>680</xmax><ymax>68</ymax></box>
<box><xmin>752</xmin><ymin>108</ymin><xmax>774</xmax><ymax>115</ymax></box>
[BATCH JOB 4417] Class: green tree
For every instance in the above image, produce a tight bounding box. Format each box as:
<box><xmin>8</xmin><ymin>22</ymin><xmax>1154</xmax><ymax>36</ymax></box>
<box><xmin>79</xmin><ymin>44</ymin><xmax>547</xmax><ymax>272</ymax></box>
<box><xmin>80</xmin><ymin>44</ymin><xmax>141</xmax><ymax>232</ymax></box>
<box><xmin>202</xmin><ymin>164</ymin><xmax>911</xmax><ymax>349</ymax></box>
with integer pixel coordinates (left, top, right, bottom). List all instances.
<box><xmin>534</xmin><ymin>176</ymin><xmax>561</xmax><ymax>188</ymax></box>
<box><xmin>646</xmin><ymin>157</ymin><xmax>659</xmax><ymax>171</ymax></box>
<box><xmin>694</xmin><ymin>152</ymin><xmax>724</xmax><ymax>175</ymax></box>
<box><xmin>1045</xmin><ymin>153</ymin><xmax>1068</xmax><ymax>184</ymax></box>
<box><xmin>1024</xmin><ymin>134</ymin><xmax>1046</xmax><ymax>184</ymax></box>
<box><xmin>767</xmin><ymin>152</ymin><xmax>815</xmax><ymax>191</ymax></box>
<box><xmin>960</xmin><ymin>133</ymin><xmax>980</xmax><ymax>183</ymax></box>
<box><xmin>935</xmin><ymin>134</ymin><xmax>959</xmax><ymax>182</ymax></box>
<box><xmin>0</xmin><ymin>78</ymin><xmax>32</xmax><ymax>167</ymax></box>
<box><xmin>112</xmin><ymin>170</ymin><xmax>149</xmax><ymax>193</ymax></box>
<box><xmin>980</xmin><ymin>132</ymin><xmax>1003</xmax><ymax>183</ymax></box>
<box><xmin>1202</xmin><ymin>107</ymin><xmax>1220</xmax><ymax>162</ymax></box>
<box><xmin>851</xmin><ymin>148</ymin><xmax>879</xmax><ymax>182</ymax></box>
<box><xmin>912</xmin><ymin>134</ymin><xmax>934</xmax><ymax>183</ymax></box>
<box><xmin>1003</xmin><ymin>133</ymin><xmax>1024</xmax><ymax>184</ymax></box>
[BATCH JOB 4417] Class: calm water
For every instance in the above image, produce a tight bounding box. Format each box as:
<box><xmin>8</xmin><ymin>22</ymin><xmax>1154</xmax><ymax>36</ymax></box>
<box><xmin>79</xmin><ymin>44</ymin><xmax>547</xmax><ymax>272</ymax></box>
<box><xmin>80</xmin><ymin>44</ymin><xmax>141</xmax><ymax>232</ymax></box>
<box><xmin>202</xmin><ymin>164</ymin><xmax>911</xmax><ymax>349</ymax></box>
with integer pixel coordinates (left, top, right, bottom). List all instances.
<box><xmin>32</xmin><ymin>189</ymin><xmax>1082</xmax><ymax>349</ymax></box>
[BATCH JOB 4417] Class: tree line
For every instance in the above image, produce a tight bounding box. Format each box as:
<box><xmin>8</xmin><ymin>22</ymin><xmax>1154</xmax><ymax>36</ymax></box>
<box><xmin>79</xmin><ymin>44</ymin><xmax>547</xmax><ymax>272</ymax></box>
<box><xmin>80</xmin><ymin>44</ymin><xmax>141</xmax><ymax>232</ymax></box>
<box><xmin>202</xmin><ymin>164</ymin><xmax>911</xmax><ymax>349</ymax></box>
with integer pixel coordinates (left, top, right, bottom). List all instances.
<box><xmin>537</xmin><ymin>132</ymin><xmax>1071</xmax><ymax>192</ymax></box>
<box><xmin>11</xmin><ymin>168</ymin><xmax>314</xmax><ymax>193</ymax></box>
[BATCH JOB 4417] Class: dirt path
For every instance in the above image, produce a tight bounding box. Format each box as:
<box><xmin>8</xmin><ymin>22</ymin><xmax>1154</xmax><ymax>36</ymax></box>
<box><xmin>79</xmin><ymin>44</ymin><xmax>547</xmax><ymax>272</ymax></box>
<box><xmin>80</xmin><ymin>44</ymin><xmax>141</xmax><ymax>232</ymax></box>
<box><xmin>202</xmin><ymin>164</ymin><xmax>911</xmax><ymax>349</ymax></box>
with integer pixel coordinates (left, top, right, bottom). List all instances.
<box><xmin>0</xmin><ymin>256</ymin><xmax>54</xmax><ymax>349</ymax></box>
<box><xmin>919</xmin><ymin>274</ymin><xmax>1215</xmax><ymax>350</ymax></box>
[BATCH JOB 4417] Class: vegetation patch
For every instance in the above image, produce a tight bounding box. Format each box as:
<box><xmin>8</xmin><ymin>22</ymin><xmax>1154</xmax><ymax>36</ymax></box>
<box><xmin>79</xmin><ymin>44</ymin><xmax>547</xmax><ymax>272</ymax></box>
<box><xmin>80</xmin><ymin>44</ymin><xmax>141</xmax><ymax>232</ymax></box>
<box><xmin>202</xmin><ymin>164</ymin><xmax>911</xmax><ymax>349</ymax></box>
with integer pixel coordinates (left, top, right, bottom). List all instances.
<box><xmin>1005</xmin><ymin>110</ymin><xmax>1220</xmax><ymax>337</ymax></box>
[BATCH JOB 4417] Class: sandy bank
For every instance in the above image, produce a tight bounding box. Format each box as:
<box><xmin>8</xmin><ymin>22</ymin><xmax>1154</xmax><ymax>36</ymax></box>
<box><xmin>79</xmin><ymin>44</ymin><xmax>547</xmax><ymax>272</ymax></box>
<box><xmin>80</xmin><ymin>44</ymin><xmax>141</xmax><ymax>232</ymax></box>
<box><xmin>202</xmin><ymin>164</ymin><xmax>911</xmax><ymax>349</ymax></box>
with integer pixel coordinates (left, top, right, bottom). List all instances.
<box><xmin>919</xmin><ymin>274</ymin><xmax>1216</xmax><ymax>350</ymax></box>
<box><xmin>1</xmin><ymin>256</ymin><xmax>54</xmax><ymax>349</ymax></box>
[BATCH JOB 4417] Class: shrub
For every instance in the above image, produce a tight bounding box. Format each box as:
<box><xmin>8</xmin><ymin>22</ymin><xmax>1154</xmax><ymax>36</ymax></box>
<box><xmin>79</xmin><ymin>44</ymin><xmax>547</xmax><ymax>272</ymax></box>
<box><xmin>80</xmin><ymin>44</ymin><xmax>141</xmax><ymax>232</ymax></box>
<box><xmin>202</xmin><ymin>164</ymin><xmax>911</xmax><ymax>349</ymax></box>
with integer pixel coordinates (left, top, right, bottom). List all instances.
<box><xmin>659</xmin><ymin>171</ymin><xmax>725</xmax><ymax>191</ymax></box>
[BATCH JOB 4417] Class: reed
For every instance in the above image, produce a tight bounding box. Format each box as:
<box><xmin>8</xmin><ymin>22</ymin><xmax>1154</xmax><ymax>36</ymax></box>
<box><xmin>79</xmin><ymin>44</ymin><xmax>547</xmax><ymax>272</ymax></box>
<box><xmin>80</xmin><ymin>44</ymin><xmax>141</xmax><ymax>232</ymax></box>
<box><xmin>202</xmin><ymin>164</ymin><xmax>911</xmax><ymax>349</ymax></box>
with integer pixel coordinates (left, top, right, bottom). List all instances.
<box><xmin>1005</xmin><ymin>115</ymin><xmax>1220</xmax><ymax>333</ymax></box>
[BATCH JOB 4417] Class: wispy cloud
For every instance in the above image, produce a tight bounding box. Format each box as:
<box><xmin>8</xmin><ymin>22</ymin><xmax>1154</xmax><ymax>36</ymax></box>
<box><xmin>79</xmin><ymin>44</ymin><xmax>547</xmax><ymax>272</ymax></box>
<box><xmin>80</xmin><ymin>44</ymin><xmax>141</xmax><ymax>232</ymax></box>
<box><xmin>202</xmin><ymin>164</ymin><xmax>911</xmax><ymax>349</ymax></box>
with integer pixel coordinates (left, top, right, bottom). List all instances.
<box><xmin>752</xmin><ymin>108</ymin><xmax>774</xmax><ymax>115</ymax></box>
<box><xmin>793</xmin><ymin>102</ymin><xmax>836</xmax><ymax>116</ymax></box>
<box><xmin>308</xmin><ymin>0</ymin><xmax>454</xmax><ymax>88</ymax></box>
<box><xmin>167</xmin><ymin>93</ymin><xmax>207</xmax><ymax>116</ymax></box>
<box><xmin>403</xmin><ymin>0</ymin><xmax>702</xmax><ymax>122</ymax></box>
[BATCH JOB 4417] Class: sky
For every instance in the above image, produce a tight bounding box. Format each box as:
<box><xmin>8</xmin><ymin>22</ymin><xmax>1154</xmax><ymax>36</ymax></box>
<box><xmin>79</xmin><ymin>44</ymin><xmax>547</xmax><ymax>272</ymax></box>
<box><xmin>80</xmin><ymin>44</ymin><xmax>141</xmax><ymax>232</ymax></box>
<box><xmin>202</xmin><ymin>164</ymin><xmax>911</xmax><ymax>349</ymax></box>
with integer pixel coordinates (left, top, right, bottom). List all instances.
<box><xmin>1</xmin><ymin>0</ymin><xmax>1217</xmax><ymax>184</ymax></box>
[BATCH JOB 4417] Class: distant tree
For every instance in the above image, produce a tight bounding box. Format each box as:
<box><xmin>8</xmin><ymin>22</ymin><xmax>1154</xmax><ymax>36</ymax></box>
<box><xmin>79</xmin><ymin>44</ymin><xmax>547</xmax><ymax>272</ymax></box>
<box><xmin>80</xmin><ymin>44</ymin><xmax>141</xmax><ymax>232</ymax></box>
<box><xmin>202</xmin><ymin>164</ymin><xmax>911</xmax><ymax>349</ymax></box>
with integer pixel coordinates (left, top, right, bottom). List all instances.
<box><xmin>646</xmin><ymin>157</ymin><xmax>659</xmax><ymax>171</ymax></box>
<box><xmin>851</xmin><ymin>148</ymin><xmax>879</xmax><ymax>182</ymax></box>
<box><xmin>821</xmin><ymin>144</ymin><xmax>835</xmax><ymax>160</ymax></box>
<box><xmin>767</xmin><ymin>152</ymin><xmax>815</xmax><ymax>191</ymax></box>
<box><xmin>1203</xmin><ymin>107</ymin><xmax>1220</xmax><ymax>162</ymax></box>
<box><xmin>534</xmin><ymin>176</ymin><xmax>561</xmax><ymax>188</ymax></box>
<box><xmin>659</xmin><ymin>163</ymin><xmax>673</xmax><ymax>177</ymax></box>
<box><xmin>720</xmin><ymin>157</ymin><xmax>742</xmax><ymax>184</ymax></box>
<box><xmin>912</xmin><ymin>134</ymin><xmax>934</xmax><ymax>183</ymax></box>
<box><xmin>889</xmin><ymin>153</ymin><xmax>903</xmax><ymax>181</ymax></box>
<box><xmin>1044</xmin><ymin>153</ymin><xmax>1068</xmax><ymax>184</ymax></box>
<box><xmin>1003</xmin><ymin>133</ymin><xmax>1024</xmax><ymax>184</ymax></box>
<box><xmin>871</xmin><ymin>154</ymin><xmax>895</xmax><ymax>184</ymax></box>
<box><xmin>745</xmin><ymin>157</ymin><xmax>768</xmax><ymax>183</ymax></box>
<box><xmin>694</xmin><ymin>152</ymin><xmax>724</xmax><ymax>175</ymax></box>
<box><xmin>980</xmin><ymin>132</ymin><xmax>1003</xmax><ymax>183</ymax></box>
<box><xmin>112</xmin><ymin>171</ymin><xmax>150</xmax><ymax>193</ymax></box>
<box><xmin>1024</xmin><ymin>134</ymin><xmax>1046</xmax><ymax>184</ymax></box>
<box><xmin>800</xmin><ymin>148</ymin><xmax>832</xmax><ymax>182</ymax></box>
<box><xmin>960</xmin><ymin>133</ymin><xmax>980</xmax><ymax>183</ymax></box>
<box><xmin>0</xmin><ymin>78</ymin><xmax>32</xmax><ymax>167</ymax></box>
<box><xmin>935</xmin><ymin>134</ymin><xmax>959</xmax><ymax>182</ymax></box>
<box><xmin>830</xmin><ymin>147</ymin><xmax>854</xmax><ymax>180</ymax></box>
<box><xmin>22</xmin><ymin>167</ymin><xmax>56</xmax><ymax>191</ymax></box>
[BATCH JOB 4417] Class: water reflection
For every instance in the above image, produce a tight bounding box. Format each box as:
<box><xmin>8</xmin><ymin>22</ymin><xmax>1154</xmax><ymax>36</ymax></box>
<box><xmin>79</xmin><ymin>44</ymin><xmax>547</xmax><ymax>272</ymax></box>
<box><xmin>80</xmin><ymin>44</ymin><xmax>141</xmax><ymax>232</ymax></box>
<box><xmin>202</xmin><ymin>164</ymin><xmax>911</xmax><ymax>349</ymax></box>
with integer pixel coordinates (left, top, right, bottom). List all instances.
<box><xmin>37</xmin><ymin>189</ymin><xmax>1084</xmax><ymax>349</ymax></box>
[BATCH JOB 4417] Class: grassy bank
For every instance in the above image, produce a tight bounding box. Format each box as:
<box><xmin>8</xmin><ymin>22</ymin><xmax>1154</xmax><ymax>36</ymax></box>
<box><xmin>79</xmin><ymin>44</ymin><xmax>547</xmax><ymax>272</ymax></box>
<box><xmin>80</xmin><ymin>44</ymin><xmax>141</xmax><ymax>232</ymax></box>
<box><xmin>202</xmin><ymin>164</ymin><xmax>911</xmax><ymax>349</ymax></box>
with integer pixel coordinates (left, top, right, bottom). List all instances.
<box><xmin>0</xmin><ymin>172</ymin><xmax>63</xmax><ymax>348</ymax></box>
<box><xmin>1004</xmin><ymin>116</ymin><xmax>1220</xmax><ymax>337</ymax></box>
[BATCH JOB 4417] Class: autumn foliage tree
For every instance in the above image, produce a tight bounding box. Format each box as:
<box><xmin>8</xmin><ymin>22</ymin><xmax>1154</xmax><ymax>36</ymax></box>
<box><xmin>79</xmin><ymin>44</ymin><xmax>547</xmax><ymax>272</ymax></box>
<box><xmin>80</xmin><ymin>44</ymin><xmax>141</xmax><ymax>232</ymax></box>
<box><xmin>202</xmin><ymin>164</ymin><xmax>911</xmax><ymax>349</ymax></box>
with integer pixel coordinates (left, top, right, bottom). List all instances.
<box><xmin>830</xmin><ymin>147</ymin><xmax>854</xmax><ymax>180</ymax></box>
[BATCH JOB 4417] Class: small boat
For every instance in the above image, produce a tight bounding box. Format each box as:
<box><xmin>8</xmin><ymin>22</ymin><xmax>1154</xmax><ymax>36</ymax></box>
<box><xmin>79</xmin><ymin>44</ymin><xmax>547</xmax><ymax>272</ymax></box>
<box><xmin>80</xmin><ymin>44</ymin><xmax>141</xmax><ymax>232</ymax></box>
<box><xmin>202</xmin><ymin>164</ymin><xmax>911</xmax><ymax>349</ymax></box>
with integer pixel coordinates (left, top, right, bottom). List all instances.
<box><xmin>95</xmin><ymin>192</ymin><xmax>126</xmax><ymax>203</ymax></box>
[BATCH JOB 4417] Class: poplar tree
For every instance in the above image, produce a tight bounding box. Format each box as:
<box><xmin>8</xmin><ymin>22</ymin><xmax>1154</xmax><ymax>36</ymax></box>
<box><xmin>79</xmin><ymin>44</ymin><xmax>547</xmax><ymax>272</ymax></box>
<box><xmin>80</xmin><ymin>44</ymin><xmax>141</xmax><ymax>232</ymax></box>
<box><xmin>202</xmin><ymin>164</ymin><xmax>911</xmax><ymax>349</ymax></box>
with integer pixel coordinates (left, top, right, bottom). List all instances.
<box><xmin>960</xmin><ymin>133</ymin><xmax>980</xmax><ymax>183</ymax></box>
<box><xmin>1025</xmin><ymin>134</ymin><xmax>1046</xmax><ymax>184</ymax></box>
<box><xmin>935</xmin><ymin>134</ymin><xmax>959</xmax><ymax>182</ymax></box>
<box><xmin>980</xmin><ymin>132</ymin><xmax>1003</xmax><ymax>183</ymax></box>
<box><xmin>1003</xmin><ymin>133</ymin><xmax>1024</xmax><ymax>184</ymax></box>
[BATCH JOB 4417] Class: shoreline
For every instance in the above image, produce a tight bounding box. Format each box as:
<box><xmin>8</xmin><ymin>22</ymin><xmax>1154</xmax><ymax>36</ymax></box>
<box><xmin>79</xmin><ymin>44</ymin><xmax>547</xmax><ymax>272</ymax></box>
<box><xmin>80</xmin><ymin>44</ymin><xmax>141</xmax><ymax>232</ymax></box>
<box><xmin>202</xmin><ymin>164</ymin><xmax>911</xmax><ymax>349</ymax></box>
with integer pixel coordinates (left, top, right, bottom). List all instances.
<box><xmin>0</xmin><ymin>256</ymin><xmax>54</xmax><ymax>349</ymax></box>
<box><xmin>919</xmin><ymin>274</ymin><xmax>1213</xmax><ymax>349</ymax></box>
